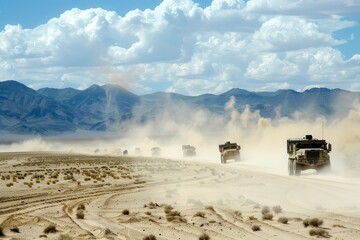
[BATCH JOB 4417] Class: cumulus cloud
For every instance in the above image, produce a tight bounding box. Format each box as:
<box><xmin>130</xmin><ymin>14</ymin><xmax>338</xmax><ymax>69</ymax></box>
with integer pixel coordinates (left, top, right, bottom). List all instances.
<box><xmin>0</xmin><ymin>0</ymin><xmax>359</xmax><ymax>93</ymax></box>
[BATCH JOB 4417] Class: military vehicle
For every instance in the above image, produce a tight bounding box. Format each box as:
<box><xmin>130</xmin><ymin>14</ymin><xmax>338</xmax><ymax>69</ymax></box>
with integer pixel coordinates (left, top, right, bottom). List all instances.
<box><xmin>182</xmin><ymin>145</ymin><xmax>196</xmax><ymax>157</ymax></box>
<box><xmin>151</xmin><ymin>147</ymin><xmax>161</xmax><ymax>157</ymax></box>
<box><xmin>287</xmin><ymin>135</ymin><xmax>332</xmax><ymax>176</ymax></box>
<box><xmin>219</xmin><ymin>141</ymin><xmax>241</xmax><ymax>164</ymax></box>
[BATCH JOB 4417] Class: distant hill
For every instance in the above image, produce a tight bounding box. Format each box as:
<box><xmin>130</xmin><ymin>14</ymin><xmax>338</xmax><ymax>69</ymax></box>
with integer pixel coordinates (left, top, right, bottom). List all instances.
<box><xmin>0</xmin><ymin>80</ymin><xmax>359</xmax><ymax>135</ymax></box>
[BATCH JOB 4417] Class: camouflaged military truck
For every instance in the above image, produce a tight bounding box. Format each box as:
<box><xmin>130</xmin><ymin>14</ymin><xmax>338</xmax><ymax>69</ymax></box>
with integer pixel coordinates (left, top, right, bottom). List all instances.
<box><xmin>182</xmin><ymin>145</ymin><xmax>196</xmax><ymax>157</ymax></box>
<box><xmin>219</xmin><ymin>141</ymin><xmax>241</xmax><ymax>164</ymax></box>
<box><xmin>287</xmin><ymin>135</ymin><xmax>332</xmax><ymax>176</ymax></box>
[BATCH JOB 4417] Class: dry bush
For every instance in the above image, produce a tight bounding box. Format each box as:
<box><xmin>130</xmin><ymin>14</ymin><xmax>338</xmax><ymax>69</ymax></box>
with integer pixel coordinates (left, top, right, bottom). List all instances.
<box><xmin>164</xmin><ymin>205</ymin><xmax>173</xmax><ymax>214</ymax></box>
<box><xmin>57</xmin><ymin>234</ymin><xmax>73</xmax><ymax>240</ymax></box>
<box><xmin>43</xmin><ymin>224</ymin><xmax>57</xmax><ymax>234</ymax></box>
<box><xmin>278</xmin><ymin>217</ymin><xmax>288</xmax><ymax>224</ymax></box>
<box><xmin>145</xmin><ymin>202</ymin><xmax>160</xmax><ymax>209</ymax></box>
<box><xmin>332</xmin><ymin>224</ymin><xmax>345</xmax><ymax>228</ymax></box>
<box><xmin>262</xmin><ymin>213</ymin><xmax>273</xmax><ymax>220</ymax></box>
<box><xmin>234</xmin><ymin>211</ymin><xmax>242</xmax><ymax>217</ymax></box>
<box><xmin>145</xmin><ymin>211</ymin><xmax>152</xmax><ymax>216</ymax></box>
<box><xmin>166</xmin><ymin>210</ymin><xmax>187</xmax><ymax>223</ymax></box>
<box><xmin>205</xmin><ymin>206</ymin><xmax>215</xmax><ymax>212</ymax></box>
<box><xmin>252</xmin><ymin>225</ymin><xmax>261</xmax><ymax>231</ymax></box>
<box><xmin>193</xmin><ymin>212</ymin><xmax>206</xmax><ymax>218</ymax></box>
<box><xmin>122</xmin><ymin>209</ymin><xmax>130</xmax><ymax>215</ymax></box>
<box><xmin>143</xmin><ymin>234</ymin><xmax>157</xmax><ymax>240</ymax></box>
<box><xmin>0</xmin><ymin>227</ymin><xmax>4</xmax><ymax>236</ymax></box>
<box><xmin>76</xmin><ymin>211</ymin><xmax>85</xmax><ymax>219</ymax></box>
<box><xmin>272</xmin><ymin>205</ymin><xmax>282</xmax><ymax>214</ymax></box>
<box><xmin>10</xmin><ymin>227</ymin><xmax>20</xmax><ymax>233</ymax></box>
<box><xmin>6</xmin><ymin>183</ymin><xmax>13</xmax><ymax>187</ymax></box>
<box><xmin>261</xmin><ymin>206</ymin><xmax>270</xmax><ymax>215</ymax></box>
<box><xmin>77</xmin><ymin>203</ymin><xmax>86</xmax><ymax>211</ymax></box>
<box><xmin>309</xmin><ymin>229</ymin><xmax>330</xmax><ymax>238</ymax></box>
<box><xmin>303</xmin><ymin>218</ymin><xmax>323</xmax><ymax>228</ymax></box>
<box><xmin>199</xmin><ymin>232</ymin><xmax>210</xmax><ymax>240</ymax></box>
<box><xmin>249</xmin><ymin>216</ymin><xmax>257</xmax><ymax>220</ymax></box>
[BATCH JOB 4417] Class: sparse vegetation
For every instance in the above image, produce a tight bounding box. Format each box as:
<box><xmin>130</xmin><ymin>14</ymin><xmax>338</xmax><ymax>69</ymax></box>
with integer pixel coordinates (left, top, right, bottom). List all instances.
<box><xmin>43</xmin><ymin>224</ymin><xmax>57</xmax><ymax>234</ymax></box>
<box><xmin>57</xmin><ymin>234</ymin><xmax>73</xmax><ymax>240</ymax></box>
<box><xmin>261</xmin><ymin>206</ymin><xmax>270</xmax><ymax>215</ymax></box>
<box><xmin>272</xmin><ymin>205</ymin><xmax>282</xmax><ymax>214</ymax></box>
<box><xmin>77</xmin><ymin>203</ymin><xmax>86</xmax><ymax>211</ymax></box>
<box><xmin>163</xmin><ymin>204</ymin><xmax>173</xmax><ymax>214</ymax></box>
<box><xmin>303</xmin><ymin>218</ymin><xmax>323</xmax><ymax>228</ymax></box>
<box><xmin>122</xmin><ymin>209</ymin><xmax>130</xmax><ymax>215</ymax></box>
<box><xmin>143</xmin><ymin>234</ymin><xmax>157</xmax><ymax>240</ymax></box>
<box><xmin>0</xmin><ymin>227</ymin><xmax>5</xmax><ymax>236</ymax></box>
<box><xmin>205</xmin><ymin>206</ymin><xmax>215</xmax><ymax>212</ymax></box>
<box><xmin>262</xmin><ymin>213</ymin><xmax>273</xmax><ymax>220</ymax></box>
<box><xmin>10</xmin><ymin>227</ymin><xmax>20</xmax><ymax>233</ymax></box>
<box><xmin>234</xmin><ymin>210</ymin><xmax>242</xmax><ymax>217</ymax></box>
<box><xmin>199</xmin><ymin>233</ymin><xmax>210</xmax><ymax>240</ymax></box>
<box><xmin>252</xmin><ymin>225</ymin><xmax>261</xmax><ymax>231</ymax></box>
<box><xmin>76</xmin><ymin>211</ymin><xmax>85</xmax><ymax>219</ymax></box>
<box><xmin>278</xmin><ymin>217</ymin><xmax>288</xmax><ymax>224</ymax></box>
<box><xmin>309</xmin><ymin>229</ymin><xmax>330</xmax><ymax>238</ymax></box>
<box><xmin>193</xmin><ymin>211</ymin><xmax>206</xmax><ymax>218</ymax></box>
<box><xmin>249</xmin><ymin>215</ymin><xmax>257</xmax><ymax>220</ymax></box>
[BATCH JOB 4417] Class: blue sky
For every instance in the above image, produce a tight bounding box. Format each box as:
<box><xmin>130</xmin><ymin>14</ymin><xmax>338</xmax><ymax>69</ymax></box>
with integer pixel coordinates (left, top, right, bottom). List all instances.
<box><xmin>0</xmin><ymin>0</ymin><xmax>359</xmax><ymax>95</ymax></box>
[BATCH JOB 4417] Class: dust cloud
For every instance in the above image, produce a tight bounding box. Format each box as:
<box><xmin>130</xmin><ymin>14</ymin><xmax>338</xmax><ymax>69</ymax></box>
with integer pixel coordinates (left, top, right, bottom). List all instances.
<box><xmin>1</xmin><ymin>95</ymin><xmax>360</xmax><ymax>177</ymax></box>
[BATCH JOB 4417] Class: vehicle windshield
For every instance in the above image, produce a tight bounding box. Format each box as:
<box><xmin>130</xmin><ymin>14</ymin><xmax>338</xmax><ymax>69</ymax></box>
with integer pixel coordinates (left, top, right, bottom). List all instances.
<box><xmin>296</xmin><ymin>142</ymin><xmax>325</xmax><ymax>149</ymax></box>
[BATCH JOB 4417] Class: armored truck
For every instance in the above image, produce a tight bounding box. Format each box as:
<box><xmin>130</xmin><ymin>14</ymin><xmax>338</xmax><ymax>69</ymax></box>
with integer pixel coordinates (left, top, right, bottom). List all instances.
<box><xmin>287</xmin><ymin>135</ymin><xmax>332</xmax><ymax>176</ymax></box>
<box><xmin>182</xmin><ymin>145</ymin><xmax>196</xmax><ymax>157</ymax></box>
<box><xmin>219</xmin><ymin>141</ymin><xmax>241</xmax><ymax>164</ymax></box>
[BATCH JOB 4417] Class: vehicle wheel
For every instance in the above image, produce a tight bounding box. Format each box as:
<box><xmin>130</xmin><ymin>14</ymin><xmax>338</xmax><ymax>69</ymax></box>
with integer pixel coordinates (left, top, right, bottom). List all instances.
<box><xmin>288</xmin><ymin>159</ymin><xmax>294</xmax><ymax>176</ymax></box>
<box><xmin>293</xmin><ymin>161</ymin><xmax>301</xmax><ymax>176</ymax></box>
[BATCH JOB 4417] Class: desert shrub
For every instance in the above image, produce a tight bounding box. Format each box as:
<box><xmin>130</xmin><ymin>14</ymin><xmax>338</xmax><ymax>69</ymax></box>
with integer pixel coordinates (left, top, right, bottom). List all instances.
<box><xmin>278</xmin><ymin>217</ymin><xmax>288</xmax><ymax>224</ymax></box>
<box><xmin>0</xmin><ymin>227</ymin><xmax>4</xmax><ymax>236</ymax></box>
<box><xmin>193</xmin><ymin>212</ymin><xmax>206</xmax><ymax>218</ymax></box>
<box><xmin>6</xmin><ymin>182</ymin><xmax>13</xmax><ymax>187</ymax></box>
<box><xmin>205</xmin><ymin>206</ymin><xmax>215</xmax><ymax>212</ymax></box>
<box><xmin>262</xmin><ymin>213</ymin><xmax>273</xmax><ymax>220</ymax></box>
<box><xmin>309</xmin><ymin>229</ymin><xmax>330</xmax><ymax>238</ymax></box>
<box><xmin>303</xmin><ymin>218</ymin><xmax>323</xmax><ymax>228</ymax></box>
<box><xmin>57</xmin><ymin>234</ymin><xmax>73</xmax><ymax>240</ymax></box>
<box><xmin>77</xmin><ymin>203</ymin><xmax>86</xmax><ymax>211</ymax></box>
<box><xmin>122</xmin><ymin>209</ymin><xmax>130</xmax><ymax>215</ymax></box>
<box><xmin>76</xmin><ymin>211</ymin><xmax>85</xmax><ymax>219</ymax></box>
<box><xmin>10</xmin><ymin>227</ymin><xmax>20</xmax><ymax>233</ymax></box>
<box><xmin>164</xmin><ymin>205</ymin><xmax>173</xmax><ymax>214</ymax></box>
<box><xmin>166</xmin><ymin>211</ymin><xmax>187</xmax><ymax>223</ymax></box>
<box><xmin>199</xmin><ymin>232</ymin><xmax>210</xmax><ymax>240</ymax></box>
<box><xmin>261</xmin><ymin>206</ymin><xmax>270</xmax><ymax>215</ymax></box>
<box><xmin>234</xmin><ymin>211</ymin><xmax>242</xmax><ymax>217</ymax></box>
<box><xmin>145</xmin><ymin>202</ymin><xmax>159</xmax><ymax>209</ymax></box>
<box><xmin>43</xmin><ymin>224</ymin><xmax>57</xmax><ymax>234</ymax></box>
<box><xmin>272</xmin><ymin>205</ymin><xmax>282</xmax><ymax>214</ymax></box>
<box><xmin>143</xmin><ymin>234</ymin><xmax>157</xmax><ymax>240</ymax></box>
<box><xmin>145</xmin><ymin>211</ymin><xmax>152</xmax><ymax>216</ymax></box>
<box><xmin>249</xmin><ymin>216</ymin><xmax>257</xmax><ymax>220</ymax></box>
<box><xmin>252</xmin><ymin>225</ymin><xmax>261</xmax><ymax>231</ymax></box>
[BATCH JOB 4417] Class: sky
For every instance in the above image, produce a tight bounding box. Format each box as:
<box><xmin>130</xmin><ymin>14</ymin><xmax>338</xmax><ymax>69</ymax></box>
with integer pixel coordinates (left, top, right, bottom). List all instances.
<box><xmin>0</xmin><ymin>0</ymin><xmax>360</xmax><ymax>95</ymax></box>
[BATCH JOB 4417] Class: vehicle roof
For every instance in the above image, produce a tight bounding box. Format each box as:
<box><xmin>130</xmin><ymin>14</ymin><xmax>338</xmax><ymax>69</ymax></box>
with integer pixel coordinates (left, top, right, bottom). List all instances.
<box><xmin>287</xmin><ymin>138</ymin><xmax>327</xmax><ymax>143</ymax></box>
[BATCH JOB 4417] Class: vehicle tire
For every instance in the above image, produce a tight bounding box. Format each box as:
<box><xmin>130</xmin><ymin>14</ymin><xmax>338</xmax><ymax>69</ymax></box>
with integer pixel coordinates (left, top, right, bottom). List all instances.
<box><xmin>288</xmin><ymin>159</ymin><xmax>294</xmax><ymax>176</ymax></box>
<box><xmin>293</xmin><ymin>161</ymin><xmax>301</xmax><ymax>176</ymax></box>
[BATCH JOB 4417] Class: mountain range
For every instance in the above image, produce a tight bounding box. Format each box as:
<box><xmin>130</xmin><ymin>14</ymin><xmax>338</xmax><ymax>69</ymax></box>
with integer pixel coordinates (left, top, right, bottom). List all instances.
<box><xmin>1</xmin><ymin>80</ymin><xmax>359</xmax><ymax>135</ymax></box>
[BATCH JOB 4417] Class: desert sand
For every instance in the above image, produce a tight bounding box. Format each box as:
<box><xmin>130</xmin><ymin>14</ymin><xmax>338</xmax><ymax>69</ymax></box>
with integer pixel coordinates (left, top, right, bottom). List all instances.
<box><xmin>0</xmin><ymin>152</ymin><xmax>360</xmax><ymax>240</ymax></box>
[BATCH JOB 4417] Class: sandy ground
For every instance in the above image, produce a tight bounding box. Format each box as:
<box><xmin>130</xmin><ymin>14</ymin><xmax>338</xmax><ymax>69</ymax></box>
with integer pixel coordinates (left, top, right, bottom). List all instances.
<box><xmin>0</xmin><ymin>152</ymin><xmax>359</xmax><ymax>240</ymax></box>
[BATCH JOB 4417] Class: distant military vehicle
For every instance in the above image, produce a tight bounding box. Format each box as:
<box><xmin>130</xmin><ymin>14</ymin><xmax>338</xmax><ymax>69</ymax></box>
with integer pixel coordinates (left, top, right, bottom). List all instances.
<box><xmin>287</xmin><ymin>135</ymin><xmax>332</xmax><ymax>176</ymax></box>
<box><xmin>219</xmin><ymin>141</ymin><xmax>241</xmax><ymax>164</ymax></box>
<box><xmin>134</xmin><ymin>147</ymin><xmax>141</xmax><ymax>156</ymax></box>
<box><xmin>123</xmin><ymin>149</ymin><xmax>128</xmax><ymax>155</ymax></box>
<box><xmin>182</xmin><ymin>145</ymin><xmax>196</xmax><ymax>157</ymax></box>
<box><xmin>151</xmin><ymin>147</ymin><xmax>161</xmax><ymax>157</ymax></box>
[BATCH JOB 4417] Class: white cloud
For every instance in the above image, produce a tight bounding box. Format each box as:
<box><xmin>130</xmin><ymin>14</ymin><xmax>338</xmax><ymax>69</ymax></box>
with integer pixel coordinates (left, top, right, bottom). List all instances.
<box><xmin>0</xmin><ymin>0</ymin><xmax>359</xmax><ymax>94</ymax></box>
